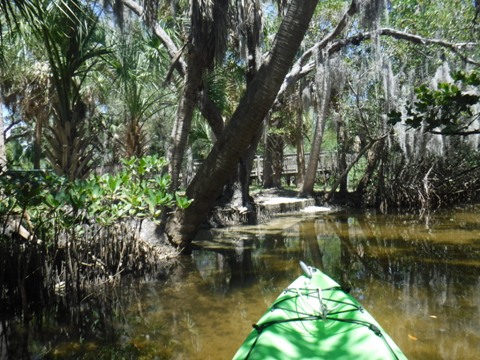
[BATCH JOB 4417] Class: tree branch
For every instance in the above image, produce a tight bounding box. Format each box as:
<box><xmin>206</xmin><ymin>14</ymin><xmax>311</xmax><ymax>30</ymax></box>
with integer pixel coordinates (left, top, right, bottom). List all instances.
<box><xmin>329</xmin><ymin>28</ymin><xmax>479</xmax><ymax>65</ymax></box>
<box><xmin>430</xmin><ymin>129</ymin><xmax>480</xmax><ymax>136</ymax></box>
<box><xmin>276</xmin><ymin>25</ymin><xmax>479</xmax><ymax>104</ymax></box>
<box><xmin>275</xmin><ymin>0</ymin><xmax>359</xmax><ymax>103</ymax></box>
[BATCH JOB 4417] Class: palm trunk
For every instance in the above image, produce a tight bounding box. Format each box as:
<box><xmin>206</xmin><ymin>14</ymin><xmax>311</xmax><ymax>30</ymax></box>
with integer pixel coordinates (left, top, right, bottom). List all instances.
<box><xmin>123</xmin><ymin>0</ymin><xmax>225</xmax><ymax>142</ymax></box>
<box><xmin>165</xmin><ymin>0</ymin><xmax>320</xmax><ymax>249</ymax></box>
<box><xmin>262</xmin><ymin>128</ymin><xmax>274</xmax><ymax>188</ymax></box>
<box><xmin>167</xmin><ymin>0</ymin><xmax>230</xmax><ymax>191</ymax></box>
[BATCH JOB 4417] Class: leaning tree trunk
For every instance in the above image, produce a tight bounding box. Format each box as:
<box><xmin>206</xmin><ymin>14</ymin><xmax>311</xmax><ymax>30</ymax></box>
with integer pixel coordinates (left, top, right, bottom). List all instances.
<box><xmin>325</xmin><ymin>136</ymin><xmax>385</xmax><ymax>203</ymax></box>
<box><xmin>165</xmin><ymin>0</ymin><xmax>320</xmax><ymax>250</ymax></box>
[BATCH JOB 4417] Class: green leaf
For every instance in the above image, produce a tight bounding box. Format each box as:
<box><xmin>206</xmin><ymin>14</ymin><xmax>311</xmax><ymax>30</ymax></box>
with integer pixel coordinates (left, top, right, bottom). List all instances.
<box><xmin>107</xmin><ymin>176</ymin><xmax>122</xmax><ymax>192</ymax></box>
<box><xmin>175</xmin><ymin>193</ymin><xmax>193</xmax><ymax>209</ymax></box>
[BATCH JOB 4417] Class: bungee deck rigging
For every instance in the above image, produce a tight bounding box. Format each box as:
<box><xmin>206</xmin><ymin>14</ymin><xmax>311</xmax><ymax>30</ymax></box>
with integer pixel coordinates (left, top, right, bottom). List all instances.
<box><xmin>233</xmin><ymin>262</ymin><xmax>407</xmax><ymax>360</ymax></box>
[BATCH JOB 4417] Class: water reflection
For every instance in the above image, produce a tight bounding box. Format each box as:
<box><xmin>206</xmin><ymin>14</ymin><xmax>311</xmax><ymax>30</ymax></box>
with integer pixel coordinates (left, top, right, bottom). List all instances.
<box><xmin>1</xmin><ymin>207</ymin><xmax>480</xmax><ymax>359</ymax></box>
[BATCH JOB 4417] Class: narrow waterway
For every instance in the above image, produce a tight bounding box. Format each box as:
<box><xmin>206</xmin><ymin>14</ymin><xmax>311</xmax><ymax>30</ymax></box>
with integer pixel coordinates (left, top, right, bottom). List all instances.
<box><xmin>2</xmin><ymin>206</ymin><xmax>480</xmax><ymax>359</ymax></box>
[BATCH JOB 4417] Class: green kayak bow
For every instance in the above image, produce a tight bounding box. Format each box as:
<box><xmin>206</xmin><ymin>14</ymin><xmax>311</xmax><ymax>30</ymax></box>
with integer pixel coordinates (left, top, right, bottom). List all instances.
<box><xmin>233</xmin><ymin>261</ymin><xmax>407</xmax><ymax>360</ymax></box>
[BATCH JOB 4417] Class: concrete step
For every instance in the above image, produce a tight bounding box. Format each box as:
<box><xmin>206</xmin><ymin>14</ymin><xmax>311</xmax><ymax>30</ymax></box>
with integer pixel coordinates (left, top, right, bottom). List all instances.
<box><xmin>256</xmin><ymin>196</ymin><xmax>316</xmax><ymax>213</ymax></box>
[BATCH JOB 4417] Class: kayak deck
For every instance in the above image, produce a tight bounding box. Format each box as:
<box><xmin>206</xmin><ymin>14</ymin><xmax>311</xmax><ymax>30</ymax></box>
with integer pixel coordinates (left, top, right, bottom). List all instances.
<box><xmin>233</xmin><ymin>262</ymin><xmax>407</xmax><ymax>359</ymax></box>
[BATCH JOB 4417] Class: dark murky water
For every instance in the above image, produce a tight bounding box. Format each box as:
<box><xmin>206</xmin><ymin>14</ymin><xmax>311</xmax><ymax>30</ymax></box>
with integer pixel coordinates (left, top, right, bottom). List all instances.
<box><xmin>2</xmin><ymin>206</ymin><xmax>480</xmax><ymax>359</ymax></box>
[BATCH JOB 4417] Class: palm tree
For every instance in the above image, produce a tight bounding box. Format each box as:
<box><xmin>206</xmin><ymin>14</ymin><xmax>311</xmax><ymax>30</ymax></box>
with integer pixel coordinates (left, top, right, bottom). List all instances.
<box><xmin>5</xmin><ymin>0</ymin><xmax>110</xmax><ymax>179</ymax></box>
<box><xmin>0</xmin><ymin>5</ymin><xmax>56</xmax><ymax>170</ymax></box>
<box><xmin>165</xmin><ymin>0</ymin><xmax>320</xmax><ymax>250</ymax></box>
<box><xmin>120</xmin><ymin>0</ymin><xmax>261</xmax><ymax>200</ymax></box>
<box><xmin>166</xmin><ymin>0</ymin><xmax>229</xmax><ymax>190</ymax></box>
<box><xmin>43</xmin><ymin>1</ymin><xmax>109</xmax><ymax>178</ymax></box>
<box><xmin>106</xmin><ymin>27</ymin><xmax>170</xmax><ymax>159</ymax></box>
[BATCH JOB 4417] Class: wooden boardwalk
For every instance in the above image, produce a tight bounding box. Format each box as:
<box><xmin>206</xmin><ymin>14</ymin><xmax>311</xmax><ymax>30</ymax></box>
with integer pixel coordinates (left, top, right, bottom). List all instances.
<box><xmin>250</xmin><ymin>151</ymin><xmax>348</xmax><ymax>181</ymax></box>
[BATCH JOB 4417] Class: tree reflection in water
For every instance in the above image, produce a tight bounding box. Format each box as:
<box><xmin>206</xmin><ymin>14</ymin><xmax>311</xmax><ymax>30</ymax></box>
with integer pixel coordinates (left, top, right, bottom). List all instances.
<box><xmin>1</xmin><ymin>208</ymin><xmax>479</xmax><ymax>359</ymax></box>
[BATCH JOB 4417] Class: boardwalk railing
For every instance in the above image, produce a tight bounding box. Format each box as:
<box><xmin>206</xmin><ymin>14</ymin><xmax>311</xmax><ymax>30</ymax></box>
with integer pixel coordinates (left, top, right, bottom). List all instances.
<box><xmin>250</xmin><ymin>152</ymin><xmax>344</xmax><ymax>180</ymax></box>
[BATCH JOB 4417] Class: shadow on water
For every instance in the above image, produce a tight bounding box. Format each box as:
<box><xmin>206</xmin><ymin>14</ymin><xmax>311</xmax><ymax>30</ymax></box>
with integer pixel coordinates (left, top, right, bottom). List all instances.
<box><xmin>2</xmin><ymin>206</ymin><xmax>480</xmax><ymax>359</ymax></box>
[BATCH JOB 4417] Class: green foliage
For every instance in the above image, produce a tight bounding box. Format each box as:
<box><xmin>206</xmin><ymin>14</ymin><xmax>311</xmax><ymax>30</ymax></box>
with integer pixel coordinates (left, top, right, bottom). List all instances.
<box><xmin>0</xmin><ymin>156</ymin><xmax>192</xmax><ymax>239</ymax></box>
<box><xmin>389</xmin><ymin>0</ymin><xmax>478</xmax><ymax>41</ymax></box>
<box><xmin>388</xmin><ymin>71</ymin><xmax>480</xmax><ymax>135</ymax></box>
<box><xmin>105</xmin><ymin>26</ymin><xmax>170</xmax><ymax>159</ymax></box>
<box><xmin>6</xmin><ymin>0</ymin><xmax>112</xmax><ymax>178</ymax></box>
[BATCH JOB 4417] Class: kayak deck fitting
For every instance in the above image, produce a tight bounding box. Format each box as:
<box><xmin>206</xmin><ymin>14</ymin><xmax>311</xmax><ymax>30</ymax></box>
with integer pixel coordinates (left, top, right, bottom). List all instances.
<box><xmin>233</xmin><ymin>261</ymin><xmax>407</xmax><ymax>360</ymax></box>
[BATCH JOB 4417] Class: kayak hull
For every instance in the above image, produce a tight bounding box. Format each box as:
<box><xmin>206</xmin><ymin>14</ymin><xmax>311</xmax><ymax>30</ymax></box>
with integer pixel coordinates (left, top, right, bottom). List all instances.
<box><xmin>233</xmin><ymin>264</ymin><xmax>407</xmax><ymax>359</ymax></box>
